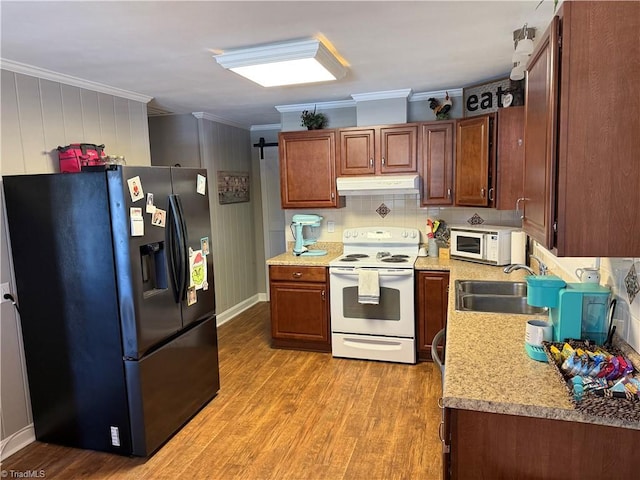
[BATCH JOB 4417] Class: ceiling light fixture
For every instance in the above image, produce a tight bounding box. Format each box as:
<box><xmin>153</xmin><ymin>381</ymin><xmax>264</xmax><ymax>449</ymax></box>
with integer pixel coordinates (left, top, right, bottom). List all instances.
<box><xmin>213</xmin><ymin>38</ymin><xmax>347</xmax><ymax>87</ymax></box>
<box><xmin>510</xmin><ymin>24</ymin><xmax>536</xmax><ymax>81</ymax></box>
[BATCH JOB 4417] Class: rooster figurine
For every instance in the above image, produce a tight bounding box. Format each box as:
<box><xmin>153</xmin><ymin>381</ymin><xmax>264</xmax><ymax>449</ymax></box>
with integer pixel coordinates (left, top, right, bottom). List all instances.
<box><xmin>428</xmin><ymin>91</ymin><xmax>453</xmax><ymax>120</ymax></box>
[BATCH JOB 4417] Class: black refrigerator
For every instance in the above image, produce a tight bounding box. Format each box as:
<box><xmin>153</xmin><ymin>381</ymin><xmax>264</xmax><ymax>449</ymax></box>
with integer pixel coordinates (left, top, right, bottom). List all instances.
<box><xmin>2</xmin><ymin>165</ymin><xmax>220</xmax><ymax>456</ymax></box>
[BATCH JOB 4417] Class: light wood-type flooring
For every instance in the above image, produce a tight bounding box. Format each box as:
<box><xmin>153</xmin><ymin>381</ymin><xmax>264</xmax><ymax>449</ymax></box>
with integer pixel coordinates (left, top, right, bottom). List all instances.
<box><xmin>2</xmin><ymin>302</ymin><xmax>443</xmax><ymax>479</ymax></box>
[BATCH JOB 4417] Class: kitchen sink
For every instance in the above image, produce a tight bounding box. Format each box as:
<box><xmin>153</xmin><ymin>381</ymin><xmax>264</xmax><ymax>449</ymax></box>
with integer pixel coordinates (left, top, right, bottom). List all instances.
<box><xmin>454</xmin><ymin>280</ymin><xmax>547</xmax><ymax>315</ymax></box>
<box><xmin>457</xmin><ymin>280</ymin><xmax>528</xmax><ymax>296</ymax></box>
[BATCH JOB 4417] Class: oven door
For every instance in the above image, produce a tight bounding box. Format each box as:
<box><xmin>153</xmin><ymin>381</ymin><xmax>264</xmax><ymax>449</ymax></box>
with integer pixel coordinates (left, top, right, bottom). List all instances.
<box><xmin>450</xmin><ymin>230</ymin><xmax>486</xmax><ymax>261</ymax></box>
<box><xmin>329</xmin><ymin>267</ymin><xmax>414</xmax><ymax>337</ymax></box>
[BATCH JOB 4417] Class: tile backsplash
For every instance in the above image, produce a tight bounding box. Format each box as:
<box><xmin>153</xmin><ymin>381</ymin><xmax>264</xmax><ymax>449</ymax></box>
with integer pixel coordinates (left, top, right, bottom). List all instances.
<box><xmin>285</xmin><ymin>194</ymin><xmax>522</xmax><ymax>244</ymax></box>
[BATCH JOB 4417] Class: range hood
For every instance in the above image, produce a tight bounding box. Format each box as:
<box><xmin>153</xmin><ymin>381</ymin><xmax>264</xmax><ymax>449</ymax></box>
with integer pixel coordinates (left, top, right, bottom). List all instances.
<box><xmin>336</xmin><ymin>174</ymin><xmax>420</xmax><ymax>196</ymax></box>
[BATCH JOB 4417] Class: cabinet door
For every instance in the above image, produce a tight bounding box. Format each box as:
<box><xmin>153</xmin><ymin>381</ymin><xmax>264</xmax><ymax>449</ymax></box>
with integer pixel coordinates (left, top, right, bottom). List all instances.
<box><xmin>419</xmin><ymin>121</ymin><xmax>454</xmax><ymax>206</ymax></box>
<box><xmin>338</xmin><ymin>128</ymin><xmax>376</xmax><ymax>175</ymax></box>
<box><xmin>279</xmin><ymin>130</ymin><xmax>339</xmax><ymax>208</ymax></box>
<box><xmin>270</xmin><ymin>281</ymin><xmax>329</xmax><ymax>347</ymax></box>
<box><xmin>496</xmin><ymin>107</ymin><xmax>525</xmax><ymax>210</ymax></box>
<box><xmin>379</xmin><ymin>125</ymin><xmax>418</xmax><ymax>174</ymax></box>
<box><xmin>416</xmin><ymin>271</ymin><xmax>449</xmax><ymax>361</ymax></box>
<box><xmin>555</xmin><ymin>2</ymin><xmax>640</xmax><ymax>256</ymax></box>
<box><xmin>455</xmin><ymin>116</ymin><xmax>492</xmax><ymax>206</ymax></box>
<box><xmin>522</xmin><ymin>17</ymin><xmax>559</xmax><ymax>248</ymax></box>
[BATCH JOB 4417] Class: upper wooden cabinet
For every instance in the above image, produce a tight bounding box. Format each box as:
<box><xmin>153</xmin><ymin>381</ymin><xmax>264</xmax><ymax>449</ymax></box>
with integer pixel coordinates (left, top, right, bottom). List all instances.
<box><xmin>455</xmin><ymin>114</ymin><xmax>496</xmax><ymax>207</ymax></box>
<box><xmin>279</xmin><ymin>130</ymin><xmax>344</xmax><ymax>209</ymax></box>
<box><xmin>338</xmin><ymin>124</ymin><xmax>418</xmax><ymax>176</ymax></box>
<box><xmin>523</xmin><ymin>1</ymin><xmax>640</xmax><ymax>256</ymax></box>
<box><xmin>419</xmin><ymin>121</ymin><xmax>455</xmax><ymax>206</ymax></box>
<box><xmin>495</xmin><ymin>106</ymin><xmax>525</xmax><ymax>210</ymax></box>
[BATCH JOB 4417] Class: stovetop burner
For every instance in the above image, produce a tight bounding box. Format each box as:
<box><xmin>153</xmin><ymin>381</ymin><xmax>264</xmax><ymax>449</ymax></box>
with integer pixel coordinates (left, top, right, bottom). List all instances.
<box><xmin>381</xmin><ymin>257</ymin><xmax>409</xmax><ymax>263</ymax></box>
<box><xmin>340</xmin><ymin>253</ymin><xmax>370</xmax><ymax>262</ymax></box>
<box><xmin>329</xmin><ymin>226</ymin><xmax>420</xmax><ymax>269</ymax></box>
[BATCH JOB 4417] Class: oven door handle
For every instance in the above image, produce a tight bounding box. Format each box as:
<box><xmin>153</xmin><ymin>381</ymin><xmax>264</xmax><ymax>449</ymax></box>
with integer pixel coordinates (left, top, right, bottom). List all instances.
<box><xmin>330</xmin><ymin>268</ymin><xmax>414</xmax><ymax>277</ymax></box>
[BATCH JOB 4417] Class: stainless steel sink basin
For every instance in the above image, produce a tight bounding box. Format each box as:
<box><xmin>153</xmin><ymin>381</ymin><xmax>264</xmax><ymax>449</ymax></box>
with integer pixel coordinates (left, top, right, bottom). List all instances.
<box><xmin>454</xmin><ymin>280</ymin><xmax>547</xmax><ymax>315</ymax></box>
<box><xmin>457</xmin><ymin>294</ymin><xmax>547</xmax><ymax>315</ymax></box>
<box><xmin>457</xmin><ymin>280</ymin><xmax>528</xmax><ymax>296</ymax></box>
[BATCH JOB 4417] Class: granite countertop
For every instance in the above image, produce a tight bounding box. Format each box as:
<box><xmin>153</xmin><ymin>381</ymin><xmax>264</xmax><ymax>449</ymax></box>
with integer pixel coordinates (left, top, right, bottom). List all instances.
<box><xmin>267</xmin><ymin>251</ymin><xmax>640</xmax><ymax>430</ymax></box>
<box><xmin>415</xmin><ymin>257</ymin><xmax>640</xmax><ymax>431</ymax></box>
<box><xmin>266</xmin><ymin>242</ymin><xmax>342</xmax><ymax>267</ymax></box>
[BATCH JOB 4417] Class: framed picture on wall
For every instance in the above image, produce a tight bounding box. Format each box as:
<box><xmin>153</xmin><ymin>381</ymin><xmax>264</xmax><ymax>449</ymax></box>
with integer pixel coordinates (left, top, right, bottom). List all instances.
<box><xmin>217</xmin><ymin>171</ymin><xmax>250</xmax><ymax>204</ymax></box>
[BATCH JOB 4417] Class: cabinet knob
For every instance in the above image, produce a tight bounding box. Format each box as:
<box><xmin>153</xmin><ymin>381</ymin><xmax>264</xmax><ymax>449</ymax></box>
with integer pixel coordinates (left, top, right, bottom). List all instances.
<box><xmin>369</xmin><ymin>158</ymin><xmax>374</xmax><ymax>168</ymax></box>
<box><xmin>331</xmin><ymin>192</ymin><xmax>335</xmax><ymax>199</ymax></box>
<box><xmin>381</xmin><ymin>156</ymin><xmax>386</xmax><ymax>166</ymax></box>
<box><xmin>488</xmin><ymin>188</ymin><xmax>494</xmax><ymax>201</ymax></box>
<box><xmin>321</xmin><ymin>289</ymin><xmax>326</xmax><ymax>301</ymax></box>
<box><xmin>292</xmin><ymin>272</ymin><xmax>302</xmax><ymax>278</ymax></box>
<box><xmin>481</xmin><ymin>188</ymin><xmax>486</xmax><ymax>198</ymax></box>
<box><xmin>447</xmin><ymin>188</ymin><xmax>452</xmax><ymax>199</ymax></box>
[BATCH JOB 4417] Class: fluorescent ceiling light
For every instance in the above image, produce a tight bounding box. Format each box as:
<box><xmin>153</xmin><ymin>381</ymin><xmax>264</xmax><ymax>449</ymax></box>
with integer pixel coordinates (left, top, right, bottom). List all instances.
<box><xmin>214</xmin><ymin>38</ymin><xmax>346</xmax><ymax>87</ymax></box>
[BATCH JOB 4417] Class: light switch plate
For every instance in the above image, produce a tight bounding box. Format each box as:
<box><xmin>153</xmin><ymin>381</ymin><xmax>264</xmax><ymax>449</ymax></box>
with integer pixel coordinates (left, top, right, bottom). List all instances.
<box><xmin>327</xmin><ymin>221</ymin><xmax>335</xmax><ymax>233</ymax></box>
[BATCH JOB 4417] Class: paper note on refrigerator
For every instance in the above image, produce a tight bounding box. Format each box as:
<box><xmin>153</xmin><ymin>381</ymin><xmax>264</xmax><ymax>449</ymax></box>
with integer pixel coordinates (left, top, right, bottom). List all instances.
<box><xmin>127</xmin><ymin>176</ymin><xmax>144</xmax><ymax>202</ymax></box>
<box><xmin>189</xmin><ymin>249</ymin><xmax>207</xmax><ymax>290</ymax></box>
<box><xmin>130</xmin><ymin>207</ymin><xmax>144</xmax><ymax>236</ymax></box>
<box><xmin>196</xmin><ymin>174</ymin><xmax>206</xmax><ymax>195</ymax></box>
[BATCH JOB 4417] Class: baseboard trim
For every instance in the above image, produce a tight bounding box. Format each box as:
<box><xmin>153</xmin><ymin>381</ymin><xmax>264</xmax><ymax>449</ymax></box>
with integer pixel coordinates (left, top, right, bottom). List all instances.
<box><xmin>1</xmin><ymin>424</ymin><xmax>35</xmax><ymax>461</ymax></box>
<box><xmin>216</xmin><ymin>293</ymin><xmax>266</xmax><ymax>327</ymax></box>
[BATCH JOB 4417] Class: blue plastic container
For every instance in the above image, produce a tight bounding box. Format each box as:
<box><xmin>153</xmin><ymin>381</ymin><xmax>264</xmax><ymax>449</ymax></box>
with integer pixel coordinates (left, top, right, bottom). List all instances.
<box><xmin>526</xmin><ymin>275</ymin><xmax>567</xmax><ymax>308</ymax></box>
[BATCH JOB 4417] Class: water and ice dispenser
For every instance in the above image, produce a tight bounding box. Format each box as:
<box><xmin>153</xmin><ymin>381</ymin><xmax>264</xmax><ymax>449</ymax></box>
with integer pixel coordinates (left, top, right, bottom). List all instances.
<box><xmin>526</xmin><ymin>275</ymin><xmax>611</xmax><ymax>344</ymax></box>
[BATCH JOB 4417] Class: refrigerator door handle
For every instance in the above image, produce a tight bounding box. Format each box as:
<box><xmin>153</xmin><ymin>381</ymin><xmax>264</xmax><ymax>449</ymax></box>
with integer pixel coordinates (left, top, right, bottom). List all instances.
<box><xmin>167</xmin><ymin>195</ymin><xmax>185</xmax><ymax>303</ymax></box>
<box><xmin>173</xmin><ymin>194</ymin><xmax>190</xmax><ymax>301</ymax></box>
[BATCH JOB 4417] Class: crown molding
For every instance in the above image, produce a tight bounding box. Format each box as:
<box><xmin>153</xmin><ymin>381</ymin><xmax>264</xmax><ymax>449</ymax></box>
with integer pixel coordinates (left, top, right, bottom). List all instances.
<box><xmin>351</xmin><ymin>89</ymin><xmax>413</xmax><ymax>102</ymax></box>
<box><xmin>275</xmin><ymin>99</ymin><xmax>355</xmax><ymax>113</ymax></box>
<box><xmin>0</xmin><ymin>58</ymin><xmax>153</xmax><ymax>103</ymax></box>
<box><xmin>192</xmin><ymin>112</ymin><xmax>248</xmax><ymax>130</ymax></box>
<box><xmin>250</xmin><ymin>124</ymin><xmax>282</xmax><ymax>131</ymax></box>
<box><xmin>410</xmin><ymin>88</ymin><xmax>463</xmax><ymax>102</ymax></box>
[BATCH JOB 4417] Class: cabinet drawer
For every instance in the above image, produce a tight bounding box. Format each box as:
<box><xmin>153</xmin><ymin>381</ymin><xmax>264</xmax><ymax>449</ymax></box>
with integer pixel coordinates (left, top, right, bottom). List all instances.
<box><xmin>269</xmin><ymin>265</ymin><xmax>327</xmax><ymax>282</ymax></box>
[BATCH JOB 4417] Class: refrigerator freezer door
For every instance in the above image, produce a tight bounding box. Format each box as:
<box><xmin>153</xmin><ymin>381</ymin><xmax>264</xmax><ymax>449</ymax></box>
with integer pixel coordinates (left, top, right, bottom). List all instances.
<box><xmin>3</xmin><ymin>172</ymin><xmax>133</xmax><ymax>454</ymax></box>
<box><xmin>108</xmin><ymin>166</ymin><xmax>182</xmax><ymax>358</ymax></box>
<box><xmin>124</xmin><ymin>316</ymin><xmax>220</xmax><ymax>456</ymax></box>
<box><xmin>170</xmin><ymin>168</ymin><xmax>216</xmax><ymax>327</ymax></box>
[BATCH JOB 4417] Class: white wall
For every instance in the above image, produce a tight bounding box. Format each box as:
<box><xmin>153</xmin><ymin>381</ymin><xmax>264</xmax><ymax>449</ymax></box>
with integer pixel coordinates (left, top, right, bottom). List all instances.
<box><xmin>0</xmin><ymin>68</ymin><xmax>151</xmax><ymax>458</ymax></box>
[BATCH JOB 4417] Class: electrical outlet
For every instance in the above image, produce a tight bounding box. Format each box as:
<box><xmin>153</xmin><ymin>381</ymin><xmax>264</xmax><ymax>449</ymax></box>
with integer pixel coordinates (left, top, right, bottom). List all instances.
<box><xmin>1</xmin><ymin>282</ymin><xmax>11</xmax><ymax>303</ymax></box>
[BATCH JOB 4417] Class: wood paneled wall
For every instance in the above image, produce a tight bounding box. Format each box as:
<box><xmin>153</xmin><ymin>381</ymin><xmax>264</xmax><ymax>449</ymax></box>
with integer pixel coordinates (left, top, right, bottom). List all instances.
<box><xmin>0</xmin><ymin>70</ymin><xmax>151</xmax><ymax>173</ymax></box>
<box><xmin>0</xmin><ymin>68</ymin><xmax>151</xmax><ymax>455</ymax></box>
<box><xmin>195</xmin><ymin>118</ymin><xmax>258</xmax><ymax>316</ymax></box>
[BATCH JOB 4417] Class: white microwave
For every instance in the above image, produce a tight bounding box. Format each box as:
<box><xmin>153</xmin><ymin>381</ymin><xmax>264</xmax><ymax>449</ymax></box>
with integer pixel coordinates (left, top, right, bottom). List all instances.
<box><xmin>449</xmin><ymin>225</ymin><xmax>515</xmax><ymax>265</ymax></box>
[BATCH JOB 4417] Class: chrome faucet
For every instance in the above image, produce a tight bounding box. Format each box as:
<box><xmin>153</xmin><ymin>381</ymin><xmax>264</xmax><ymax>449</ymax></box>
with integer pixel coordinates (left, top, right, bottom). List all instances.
<box><xmin>504</xmin><ymin>255</ymin><xmax>549</xmax><ymax>276</ymax></box>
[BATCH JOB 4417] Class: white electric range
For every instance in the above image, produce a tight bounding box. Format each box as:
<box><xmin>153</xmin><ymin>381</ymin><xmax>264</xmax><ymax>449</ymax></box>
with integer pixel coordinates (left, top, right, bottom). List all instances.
<box><xmin>329</xmin><ymin>226</ymin><xmax>420</xmax><ymax>364</ymax></box>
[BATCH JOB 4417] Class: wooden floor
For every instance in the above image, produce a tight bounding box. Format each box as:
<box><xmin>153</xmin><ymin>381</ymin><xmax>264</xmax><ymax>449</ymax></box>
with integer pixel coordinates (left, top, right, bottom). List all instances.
<box><xmin>2</xmin><ymin>303</ymin><xmax>443</xmax><ymax>479</ymax></box>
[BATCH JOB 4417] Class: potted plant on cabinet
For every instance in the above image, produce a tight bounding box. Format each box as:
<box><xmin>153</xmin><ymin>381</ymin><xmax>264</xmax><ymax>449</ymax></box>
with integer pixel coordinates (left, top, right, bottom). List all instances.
<box><xmin>300</xmin><ymin>107</ymin><xmax>328</xmax><ymax>130</ymax></box>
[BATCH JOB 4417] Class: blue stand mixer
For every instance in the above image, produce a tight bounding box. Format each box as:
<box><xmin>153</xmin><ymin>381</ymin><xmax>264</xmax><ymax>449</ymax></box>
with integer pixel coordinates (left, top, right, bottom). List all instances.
<box><xmin>291</xmin><ymin>214</ymin><xmax>327</xmax><ymax>256</ymax></box>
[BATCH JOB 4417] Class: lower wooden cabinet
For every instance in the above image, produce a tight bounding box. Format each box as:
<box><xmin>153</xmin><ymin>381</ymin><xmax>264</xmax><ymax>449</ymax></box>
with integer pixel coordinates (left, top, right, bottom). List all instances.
<box><xmin>416</xmin><ymin>271</ymin><xmax>450</xmax><ymax>361</ymax></box>
<box><xmin>269</xmin><ymin>265</ymin><xmax>331</xmax><ymax>352</ymax></box>
<box><xmin>444</xmin><ymin>408</ymin><xmax>640</xmax><ymax>479</ymax></box>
